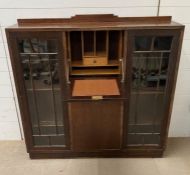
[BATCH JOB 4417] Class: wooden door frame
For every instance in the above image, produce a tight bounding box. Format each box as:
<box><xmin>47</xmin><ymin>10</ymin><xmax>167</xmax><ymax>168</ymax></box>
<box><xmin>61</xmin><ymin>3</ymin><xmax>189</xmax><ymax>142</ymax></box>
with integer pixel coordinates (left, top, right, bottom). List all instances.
<box><xmin>6</xmin><ymin>30</ymin><xmax>71</xmax><ymax>151</ymax></box>
<box><xmin>123</xmin><ymin>28</ymin><xmax>184</xmax><ymax>149</ymax></box>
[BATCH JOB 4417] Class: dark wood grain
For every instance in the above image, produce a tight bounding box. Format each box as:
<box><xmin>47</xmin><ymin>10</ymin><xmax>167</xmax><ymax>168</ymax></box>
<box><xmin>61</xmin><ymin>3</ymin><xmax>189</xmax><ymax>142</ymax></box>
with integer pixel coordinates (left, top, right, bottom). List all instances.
<box><xmin>69</xmin><ymin>100</ymin><xmax>123</xmax><ymax>151</ymax></box>
<box><xmin>17</xmin><ymin>15</ymin><xmax>172</xmax><ymax>26</ymax></box>
<box><xmin>5</xmin><ymin>14</ymin><xmax>184</xmax><ymax>158</ymax></box>
<box><xmin>5</xmin><ymin>15</ymin><xmax>183</xmax><ymax>32</ymax></box>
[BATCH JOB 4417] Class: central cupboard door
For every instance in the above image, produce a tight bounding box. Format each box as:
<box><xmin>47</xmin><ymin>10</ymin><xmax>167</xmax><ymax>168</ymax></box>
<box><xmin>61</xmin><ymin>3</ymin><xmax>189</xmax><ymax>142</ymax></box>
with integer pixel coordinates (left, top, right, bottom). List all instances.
<box><xmin>69</xmin><ymin>100</ymin><xmax>123</xmax><ymax>151</ymax></box>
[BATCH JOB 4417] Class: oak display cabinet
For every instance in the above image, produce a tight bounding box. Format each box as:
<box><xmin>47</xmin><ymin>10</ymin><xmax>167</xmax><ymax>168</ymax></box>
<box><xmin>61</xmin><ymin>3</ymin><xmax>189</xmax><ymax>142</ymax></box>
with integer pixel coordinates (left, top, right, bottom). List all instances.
<box><xmin>6</xmin><ymin>14</ymin><xmax>184</xmax><ymax>158</ymax></box>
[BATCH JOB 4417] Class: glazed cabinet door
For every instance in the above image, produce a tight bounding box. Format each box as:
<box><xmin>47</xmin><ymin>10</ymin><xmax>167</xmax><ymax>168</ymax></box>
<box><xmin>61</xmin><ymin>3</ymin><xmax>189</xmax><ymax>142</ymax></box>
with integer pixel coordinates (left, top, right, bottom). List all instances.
<box><xmin>7</xmin><ymin>32</ymin><xmax>69</xmax><ymax>149</ymax></box>
<box><xmin>125</xmin><ymin>29</ymin><xmax>181</xmax><ymax>147</ymax></box>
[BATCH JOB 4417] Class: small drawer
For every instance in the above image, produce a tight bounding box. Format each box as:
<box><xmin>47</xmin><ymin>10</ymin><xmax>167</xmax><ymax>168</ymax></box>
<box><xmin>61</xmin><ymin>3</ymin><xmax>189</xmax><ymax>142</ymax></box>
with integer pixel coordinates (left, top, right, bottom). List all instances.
<box><xmin>83</xmin><ymin>56</ymin><xmax>108</xmax><ymax>66</ymax></box>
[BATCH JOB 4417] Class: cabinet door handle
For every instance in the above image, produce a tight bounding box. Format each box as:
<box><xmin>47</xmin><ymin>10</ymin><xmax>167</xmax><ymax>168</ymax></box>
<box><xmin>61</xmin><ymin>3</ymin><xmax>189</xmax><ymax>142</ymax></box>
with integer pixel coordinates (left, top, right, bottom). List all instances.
<box><xmin>66</xmin><ymin>58</ymin><xmax>71</xmax><ymax>84</ymax></box>
<box><xmin>119</xmin><ymin>58</ymin><xmax>125</xmax><ymax>82</ymax></box>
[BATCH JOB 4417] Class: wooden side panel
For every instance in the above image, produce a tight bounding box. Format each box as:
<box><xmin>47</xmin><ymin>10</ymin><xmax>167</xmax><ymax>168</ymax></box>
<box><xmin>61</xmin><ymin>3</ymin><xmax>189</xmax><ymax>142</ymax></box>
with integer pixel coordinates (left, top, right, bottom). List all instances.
<box><xmin>69</xmin><ymin>100</ymin><xmax>123</xmax><ymax>151</ymax></box>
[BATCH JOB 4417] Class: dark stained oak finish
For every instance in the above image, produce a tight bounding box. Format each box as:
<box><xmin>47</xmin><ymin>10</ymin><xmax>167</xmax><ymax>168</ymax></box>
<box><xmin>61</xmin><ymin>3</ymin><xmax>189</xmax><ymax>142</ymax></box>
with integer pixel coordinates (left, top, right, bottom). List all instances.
<box><xmin>69</xmin><ymin>101</ymin><xmax>123</xmax><ymax>151</ymax></box>
<box><xmin>5</xmin><ymin>14</ymin><xmax>184</xmax><ymax>158</ymax></box>
<box><xmin>17</xmin><ymin>15</ymin><xmax>172</xmax><ymax>25</ymax></box>
<box><xmin>7</xmin><ymin>15</ymin><xmax>182</xmax><ymax>31</ymax></box>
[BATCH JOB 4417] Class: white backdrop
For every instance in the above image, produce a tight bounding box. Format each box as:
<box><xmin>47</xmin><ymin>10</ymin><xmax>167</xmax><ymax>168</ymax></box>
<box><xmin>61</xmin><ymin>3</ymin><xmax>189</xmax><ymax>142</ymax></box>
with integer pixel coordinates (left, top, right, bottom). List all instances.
<box><xmin>0</xmin><ymin>0</ymin><xmax>190</xmax><ymax>139</ymax></box>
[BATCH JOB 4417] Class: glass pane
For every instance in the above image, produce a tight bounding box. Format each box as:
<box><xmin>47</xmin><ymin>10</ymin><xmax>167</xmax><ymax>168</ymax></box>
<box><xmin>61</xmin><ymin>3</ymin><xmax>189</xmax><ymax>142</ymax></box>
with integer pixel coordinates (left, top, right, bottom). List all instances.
<box><xmin>129</xmin><ymin>94</ymin><xmax>164</xmax><ymax>130</ymax></box>
<box><xmin>132</xmin><ymin>52</ymin><xmax>169</xmax><ymax>91</ymax></box>
<box><xmin>127</xmin><ymin>35</ymin><xmax>173</xmax><ymax>146</ymax></box>
<box><xmin>134</xmin><ymin>36</ymin><xmax>152</xmax><ymax>51</ymax></box>
<box><xmin>154</xmin><ymin>37</ymin><xmax>172</xmax><ymax>50</ymax></box>
<box><xmin>33</xmin><ymin>135</ymin><xmax>65</xmax><ymax>147</ymax></box>
<box><xmin>50</xmin><ymin>135</ymin><xmax>65</xmax><ymax>146</ymax></box>
<box><xmin>127</xmin><ymin>134</ymin><xmax>160</xmax><ymax>145</ymax></box>
<box><xmin>19</xmin><ymin>39</ymin><xmax>58</xmax><ymax>53</ymax></box>
<box><xmin>19</xmin><ymin>38</ymin><xmax>65</xmax><ymax>147</ymax></box>
<box><xmin>33</xmin><ymin>136</ymin><xmax>49</xmax><ymax>146</ymax></box>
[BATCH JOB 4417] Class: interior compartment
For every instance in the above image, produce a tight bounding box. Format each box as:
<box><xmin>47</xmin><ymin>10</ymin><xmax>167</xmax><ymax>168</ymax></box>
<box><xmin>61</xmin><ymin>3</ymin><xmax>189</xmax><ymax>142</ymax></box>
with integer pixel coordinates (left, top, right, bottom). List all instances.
<box><xmin>96</xmin><ymin>31</ymin><xmax>107</xmax><ymax>56</ymax></box>
<box><xmin>70</xmin><ymin>31</ymin><xmax>82</xmax><ymax>61</ymax></box>
<box><xmin>108</xmin><ymin>31</ymin><xmax>121</xmax><ymax>60</ymax></box>
<box><xmin>83</xmin><ymin>31</ymin><xmax>94</xmax><ymax>56</ymax></box>
<box><xmin>68</xmin><ymin>30</ymin><xmax>122</xmax><ymax>76</ymax></box>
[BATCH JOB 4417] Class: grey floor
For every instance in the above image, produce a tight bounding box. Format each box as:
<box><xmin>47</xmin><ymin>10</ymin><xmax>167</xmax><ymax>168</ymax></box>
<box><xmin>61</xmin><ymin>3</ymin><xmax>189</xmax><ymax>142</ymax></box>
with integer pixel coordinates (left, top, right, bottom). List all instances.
<box><xmin>0</xmin><ymin>138</ymin><xmax>190</xmax><ymax>175</ymax></box>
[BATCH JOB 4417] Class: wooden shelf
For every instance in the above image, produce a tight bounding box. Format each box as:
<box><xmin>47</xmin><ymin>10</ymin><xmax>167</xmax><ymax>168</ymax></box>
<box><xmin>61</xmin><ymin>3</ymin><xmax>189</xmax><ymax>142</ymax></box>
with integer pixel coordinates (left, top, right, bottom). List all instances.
<box><xmin>71</xmin><ymin>68</ymin><xmax>120</xmax><ymax>76</ymax></box>
<box><xmin>72</xmin><ymin>79</ymin><xmax>120</xmax><ymax>96</ymax></box>
<box><xmin>71</xmin><ymin>60</ymin><xmax>119</xmax><ymax>67</ymax></box>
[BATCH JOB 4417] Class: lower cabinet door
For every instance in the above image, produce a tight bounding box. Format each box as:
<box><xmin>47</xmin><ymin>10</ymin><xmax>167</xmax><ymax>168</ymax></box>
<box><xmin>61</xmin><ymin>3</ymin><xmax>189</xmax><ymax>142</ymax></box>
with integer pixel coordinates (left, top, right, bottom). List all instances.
<box><xmin>69</xmin><ymin>100</ymin><xmax>123</xmax><ymax>151</ymax></box>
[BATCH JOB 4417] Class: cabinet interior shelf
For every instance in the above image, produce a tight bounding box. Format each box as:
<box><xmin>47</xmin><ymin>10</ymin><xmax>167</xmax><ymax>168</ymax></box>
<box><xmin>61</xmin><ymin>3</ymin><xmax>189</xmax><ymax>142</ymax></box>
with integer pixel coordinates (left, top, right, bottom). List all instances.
<box><xmin>71</xmin><ymin>69</ymin><xmax>120</xmax><ymax>76</ymax></box>
<box><xmin>71</xmin><ymin>60</ymin><xmax>119</xmax><ymax>67</ymax></box>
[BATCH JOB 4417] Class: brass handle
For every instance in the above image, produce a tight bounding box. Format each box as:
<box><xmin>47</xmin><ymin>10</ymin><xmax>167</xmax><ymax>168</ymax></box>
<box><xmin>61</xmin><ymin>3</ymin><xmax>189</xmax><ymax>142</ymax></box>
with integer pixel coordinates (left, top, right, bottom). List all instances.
<box><xmin>66</xmin><ymin>59</ymin><xmax>71</xmax><ymax>84</ymax></box>
<box><xmin>120</xmin><ymin>58</ymin><xmax>125</xmax><ymax>82</ymax></box>
<box><xmin>91</xmin><ymin>96</ymin><xmax>103</xmax><ymax>100</ymax></box>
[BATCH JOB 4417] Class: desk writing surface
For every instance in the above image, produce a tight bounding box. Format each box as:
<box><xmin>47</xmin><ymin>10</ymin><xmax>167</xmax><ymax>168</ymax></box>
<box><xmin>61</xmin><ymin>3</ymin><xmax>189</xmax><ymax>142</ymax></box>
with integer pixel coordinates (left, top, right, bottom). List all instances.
<box><xmin>72</xmin><ymin>79</ymin><xmax>120</xmax><ymax>96</ymax></box>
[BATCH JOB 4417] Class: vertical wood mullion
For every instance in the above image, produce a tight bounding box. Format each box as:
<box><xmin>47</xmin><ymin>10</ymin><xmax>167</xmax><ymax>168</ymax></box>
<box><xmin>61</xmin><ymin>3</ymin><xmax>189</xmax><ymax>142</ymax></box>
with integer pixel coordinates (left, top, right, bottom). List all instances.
<box><xmin>142</xmin><ymin>134</ymin><xmax>145</xmax><ymax>146</ymax></box>
<box><xmin>106</xmin><ymin>31</ymin><xmax>109</xmax><ymax>61</ymax></box>
<box><xmin>152</xmin><ymin>52</ymin><xmax>164</xmax><ymax>135</ymax></box>
<box><xmin>67</xmin><ymin>32</ymin><xmax>71</xmax><ymax>59</ymax></box>
<box><xmin>48</xmin><ymin>55</ymin><xmax>59</xmax><ymax>135</ymax></box>
<box><xmin>63</xmin><ymin>32</ymin><xmax>70</xmax><ymax>83</ymax></box>
<box><xmin>134</xmin><ymin>56</ymin><xmax>141</xmax><ymax>126</ymax></box>
<box><xmin>94</xmin><ymin>31</ymin><xmax>96</xmax><ymax>56</ymax></box>
<box><xmin>28</xmin><ymin>39</ymin><xmax>35</xmax><ymax>53</ymax></box>
<box><xmin>121</xmin><ymin>31</ymin><xmax>128</xmax><ymax>82</ymax></box>
<box><xmin>157</xmin><ymin>52</ymin><xmax>163</xmax><ymax>90</ymax></box>
<box><xmin>134</xmin><ymin>93</ymin><xmax>140</xmax><ymax>127</ymax></box>
<box><xmin>150</xmin><ymin>37</ymin><xmax>155</xmax><ymax>51</ymax></box>
<box><xmin>28</xmin><ymin>54</ymin><xmax>41</xmax><ymax>135</ymax></box>
<box><xmin>118</xmin><ymin>31</ymin><xmax>123</xmax><ymax>75</ymax></box>
<box><xmin>118</xmin><ymin>31</ymin><xmax>122</xmax><ymax>59</ymax></box>
<box><xmin>48</xmin><ymin>136</ymin><xmax>52</xmax><ymax>146</ymax></box>
<box><xmin>81</xmin><ymin>31</ymin><xmax>84</xmax><ymax>59</ymax></box>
